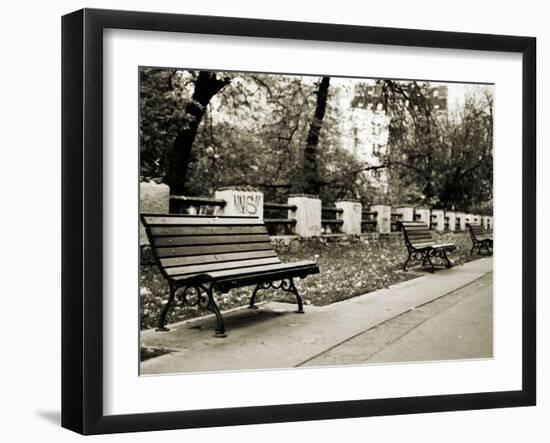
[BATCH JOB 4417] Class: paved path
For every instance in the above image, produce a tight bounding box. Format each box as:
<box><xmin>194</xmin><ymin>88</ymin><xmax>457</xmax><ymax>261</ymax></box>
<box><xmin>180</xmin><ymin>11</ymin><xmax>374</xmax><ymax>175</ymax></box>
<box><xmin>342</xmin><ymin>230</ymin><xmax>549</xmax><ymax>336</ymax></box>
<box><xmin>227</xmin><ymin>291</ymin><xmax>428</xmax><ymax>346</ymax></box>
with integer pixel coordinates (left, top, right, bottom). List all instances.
<box><xmin>141</xmin><ymin>257</ymin><xmax>493</xmax><ymax>375</ymax></box>
<box><xmin>301</xmin><ymin>272</ymin><xmax>492</xmax><ymax>366</ymax></box>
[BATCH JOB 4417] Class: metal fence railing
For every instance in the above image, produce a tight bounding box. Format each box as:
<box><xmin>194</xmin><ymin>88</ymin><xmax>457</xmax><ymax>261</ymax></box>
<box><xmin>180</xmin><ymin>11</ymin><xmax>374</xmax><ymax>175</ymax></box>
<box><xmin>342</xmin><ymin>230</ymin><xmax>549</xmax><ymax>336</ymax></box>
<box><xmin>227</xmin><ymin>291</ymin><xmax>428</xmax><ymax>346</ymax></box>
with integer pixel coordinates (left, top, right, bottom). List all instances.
<box><xmin>263</xmin><ymin>202</ymin><xmax>298</xmax><ymax>235</ymax></box>
<box><xmin>361</xmin><ymin>210</ymin><xmax>377</xmax><ymax>233</ymax></box>
<box><xmin>321</xmin><ymin>207</ymin><xmax>344</xmax><ymax>234</ymax></box>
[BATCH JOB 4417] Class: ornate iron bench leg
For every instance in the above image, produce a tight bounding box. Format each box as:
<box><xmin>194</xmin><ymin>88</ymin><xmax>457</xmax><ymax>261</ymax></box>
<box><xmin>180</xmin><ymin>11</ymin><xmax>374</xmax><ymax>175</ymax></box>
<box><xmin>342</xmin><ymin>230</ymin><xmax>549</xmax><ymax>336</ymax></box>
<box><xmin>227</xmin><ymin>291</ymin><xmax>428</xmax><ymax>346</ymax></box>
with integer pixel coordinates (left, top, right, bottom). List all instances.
<box><xmin>403</xmin><ymin>252</ymin><xmax>412</xmax><ymax>271</ymax></box>
<box><xmin>430</xmin><ymin>248</ymin><xmax>452</xmax><ymax>268</ymax></box>
<box><xmin>442</xmin><ymin>250</ymin><xmax>452</xmax><ymax>268</ymax></box>
<box><xmin>422</xmin><ymin>250</ymin><xmax>434</xmax><ymax>271</ymax></box>
<box><xmin>479</xmin><ymin>242</ymin><xmax>488</xmax><ymax>255</ymax></box>
<box><xmin>289</xmin><ymin>278</ymin><xmax>305</xmax><ymax>313</ymax></box>
<box><xmin>249</xmin><ymin>283</ymin><xmax>262</xmax><ymax>309</ymax></box>
<box><xmin>250</xmin><ymin>279</ymin><xmax>305</xmax><ymax>313</ymax></box>
<box><xmin>204</xmin><ymin>284</ymin><xmax>226</xmax><ymax>338</ymax></box>
<box><xmin>156</xmin><ymin>283</ymin><xmax>175</xmax><ymax>332</ymax></box>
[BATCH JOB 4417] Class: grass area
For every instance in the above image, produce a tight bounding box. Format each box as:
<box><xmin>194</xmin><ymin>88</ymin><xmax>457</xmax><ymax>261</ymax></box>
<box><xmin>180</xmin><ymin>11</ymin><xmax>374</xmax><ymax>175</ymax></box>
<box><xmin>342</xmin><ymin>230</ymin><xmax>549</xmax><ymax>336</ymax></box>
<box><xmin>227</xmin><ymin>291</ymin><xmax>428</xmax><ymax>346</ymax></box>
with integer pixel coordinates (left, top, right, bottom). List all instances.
<box><xmin>140</xmin><ymin>232</ymin><xmax>484</xmax><ymax>330</ymax></box>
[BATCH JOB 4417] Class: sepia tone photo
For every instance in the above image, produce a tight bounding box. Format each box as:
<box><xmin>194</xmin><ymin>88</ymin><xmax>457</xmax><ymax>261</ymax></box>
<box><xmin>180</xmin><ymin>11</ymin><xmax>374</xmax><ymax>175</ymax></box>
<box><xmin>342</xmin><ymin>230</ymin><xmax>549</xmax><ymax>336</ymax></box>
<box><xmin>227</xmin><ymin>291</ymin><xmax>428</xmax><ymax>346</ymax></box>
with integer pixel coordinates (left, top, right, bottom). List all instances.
<box><xmin>138</xmin><ymin>68</ymin><xmax>494</xmax><ymax>375</ymax></box>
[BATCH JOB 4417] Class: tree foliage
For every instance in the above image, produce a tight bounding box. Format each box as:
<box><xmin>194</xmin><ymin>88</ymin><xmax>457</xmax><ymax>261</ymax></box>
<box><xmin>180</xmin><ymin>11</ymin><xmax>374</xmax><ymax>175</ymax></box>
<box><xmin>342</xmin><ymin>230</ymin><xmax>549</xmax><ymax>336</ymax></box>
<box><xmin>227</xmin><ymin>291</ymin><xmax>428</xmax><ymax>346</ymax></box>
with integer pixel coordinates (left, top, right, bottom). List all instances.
<box><xmin>140</xmin><ymin>68</ymin><xmax>193</xmax><ymax>177</ymax></box>
<box><xmin>373</xmin><ymin>80</ymin><xmax>493</xmax><ymax>211</ymax></box>
<box><xmin>139</xmin><ymin>68</ymin><xmax>493</xmax><ymax>211</ymax></box>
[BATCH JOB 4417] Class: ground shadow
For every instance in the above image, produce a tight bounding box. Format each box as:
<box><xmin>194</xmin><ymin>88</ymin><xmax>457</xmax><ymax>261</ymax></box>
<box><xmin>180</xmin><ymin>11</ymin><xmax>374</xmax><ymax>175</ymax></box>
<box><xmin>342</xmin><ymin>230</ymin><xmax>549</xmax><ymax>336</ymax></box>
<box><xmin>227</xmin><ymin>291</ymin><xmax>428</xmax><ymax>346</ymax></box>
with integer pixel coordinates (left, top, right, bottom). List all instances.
<box><xmin>36</xmin><ymin>410</ymin><xmax>60</xmax><ymax>426</ymax></box>
<box><xmin>191</xmin><ymin>305</ymin><xmax>288</xmax><ymax>332</ymax></box>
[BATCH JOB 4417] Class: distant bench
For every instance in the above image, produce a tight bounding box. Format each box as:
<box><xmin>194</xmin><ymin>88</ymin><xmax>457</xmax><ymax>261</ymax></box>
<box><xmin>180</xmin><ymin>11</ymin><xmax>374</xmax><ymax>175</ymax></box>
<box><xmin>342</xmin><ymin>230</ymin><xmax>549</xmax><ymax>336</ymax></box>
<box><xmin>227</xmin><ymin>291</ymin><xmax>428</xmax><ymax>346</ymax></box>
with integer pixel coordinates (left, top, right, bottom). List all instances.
<box><xmin>141</xmin><ymin>214</ymin><xmax>320</xmax><ymax>337</ymax></box>
<box><xmin>397</xmin><ymin>221</ymin><xmax>456</xmax><ymax>271</ymax></box>
<box><xmin>467</xmin><ymin>223</ymin><xmax>493</xmax><ymax>255</ymax></box>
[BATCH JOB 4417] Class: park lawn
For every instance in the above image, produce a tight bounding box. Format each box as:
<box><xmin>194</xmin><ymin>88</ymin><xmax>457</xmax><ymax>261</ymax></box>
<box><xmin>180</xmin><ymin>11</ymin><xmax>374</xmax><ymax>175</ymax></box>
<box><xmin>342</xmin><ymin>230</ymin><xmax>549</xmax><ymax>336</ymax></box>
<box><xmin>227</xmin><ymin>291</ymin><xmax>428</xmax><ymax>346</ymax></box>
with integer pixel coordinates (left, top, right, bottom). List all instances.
<box><xmin>140</xmin><ymin>232</ymin><xmax>481</xmax><ymax>330</ymax></box>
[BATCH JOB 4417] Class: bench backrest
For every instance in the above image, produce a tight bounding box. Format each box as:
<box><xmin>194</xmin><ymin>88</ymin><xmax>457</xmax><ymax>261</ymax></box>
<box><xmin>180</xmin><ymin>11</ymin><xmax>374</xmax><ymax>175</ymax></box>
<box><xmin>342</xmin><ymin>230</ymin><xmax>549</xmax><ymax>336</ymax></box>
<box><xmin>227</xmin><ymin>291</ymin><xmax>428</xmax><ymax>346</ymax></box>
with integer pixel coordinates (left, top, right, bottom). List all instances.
<box><xmin>141</xmin><ymin>214</ymin><xmax>280</xmax><ymax>282</ymax></box>
<box><xmin>468</xmin><ymin>223</ymin><xmax>487</xmax><ymax>239</ymax></box>
<box><xmin>398</xmin><ymin>221</ymin><xmax>435</xmax><ymax>250</ymax></box>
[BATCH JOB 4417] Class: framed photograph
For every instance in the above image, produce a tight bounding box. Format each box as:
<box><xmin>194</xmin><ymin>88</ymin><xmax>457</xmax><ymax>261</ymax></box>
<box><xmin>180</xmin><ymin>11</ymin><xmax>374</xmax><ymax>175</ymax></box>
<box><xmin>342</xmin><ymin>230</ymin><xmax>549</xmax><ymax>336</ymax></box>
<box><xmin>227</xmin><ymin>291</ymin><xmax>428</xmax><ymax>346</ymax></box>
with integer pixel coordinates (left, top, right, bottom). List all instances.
<box><xmin>62</xmin><ymin>8</ymin><xmax>536</xmax><ymax>435</ymax></box>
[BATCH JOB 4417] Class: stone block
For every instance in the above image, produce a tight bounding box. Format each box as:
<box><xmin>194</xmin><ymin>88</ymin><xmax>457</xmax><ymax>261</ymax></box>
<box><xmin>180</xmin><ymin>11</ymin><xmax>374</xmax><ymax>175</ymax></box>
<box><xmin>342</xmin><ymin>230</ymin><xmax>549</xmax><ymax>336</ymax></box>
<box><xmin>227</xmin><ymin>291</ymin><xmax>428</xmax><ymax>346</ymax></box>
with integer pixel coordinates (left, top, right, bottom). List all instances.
<box><xmin>139</xmin><ymin>180</ymin><xmax>169</xmax><ymax>245</ymax></box>
<box><xmin>415</xmin><ymin>208</ymin><xmax>431</xmax><ymax>226</ymax></box>
<box><xmin>335</xmin><ymin>200</ymin><xmax>362</xmax><ymax>235</ymax></box>
<box><xmin>371</xmin><ymin>205</ymin><xmax>391</xmax><ymax>234</ymax></box>
<box><xmin>214</xmin><ymin>188</ymin><xmax>264</xmax><ymax>219</ymax></box>
<box><xmin>287</xmin><ymin>195</ymin><xmax>321</xmax><ymax>237</ymax></box>
<box><xmin>431</xmin><ymin>209</ymin><xmax>445</xmax><ymax>232</ymax></box>
<box><xmin>445</xmin><ymin>211</ymin><xmax>456</xmax><ymax>231</ymax></box>
<box><xmin>394</xmin><ymin>206</ymin><xmax>414</xmax><ymax>222</ymax></box>
<box><xmin>455</xmin><ymin>212</ymin><xmax>466</xmax><ymax>231</ymax></box>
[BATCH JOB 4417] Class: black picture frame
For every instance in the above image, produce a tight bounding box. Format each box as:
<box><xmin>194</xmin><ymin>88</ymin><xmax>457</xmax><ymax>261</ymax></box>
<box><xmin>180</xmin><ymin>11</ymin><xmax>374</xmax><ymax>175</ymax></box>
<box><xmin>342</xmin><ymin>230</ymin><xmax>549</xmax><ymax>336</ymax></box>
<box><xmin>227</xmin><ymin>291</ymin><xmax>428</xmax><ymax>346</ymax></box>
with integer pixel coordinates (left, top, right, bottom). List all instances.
<box><xmin>61</xmin><ymin>8</ymin><xmax>536</xmax><ymax>435</ymax></box>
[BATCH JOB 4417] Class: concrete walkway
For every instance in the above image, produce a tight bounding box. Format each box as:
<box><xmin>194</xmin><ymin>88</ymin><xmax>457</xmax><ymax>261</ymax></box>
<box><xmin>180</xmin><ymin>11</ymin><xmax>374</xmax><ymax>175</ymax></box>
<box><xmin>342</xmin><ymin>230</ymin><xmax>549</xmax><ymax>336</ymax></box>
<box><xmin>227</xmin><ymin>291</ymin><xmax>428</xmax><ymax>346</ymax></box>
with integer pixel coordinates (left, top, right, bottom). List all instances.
<box><xmin>301</xmin><ymin>272</ymin><xmax>492</xmax><ymax>366</ymax></box>
<box><xmin>141</xmin><ymin>257</ymin><xmax>493</xmax><ymax>375</ymax></box>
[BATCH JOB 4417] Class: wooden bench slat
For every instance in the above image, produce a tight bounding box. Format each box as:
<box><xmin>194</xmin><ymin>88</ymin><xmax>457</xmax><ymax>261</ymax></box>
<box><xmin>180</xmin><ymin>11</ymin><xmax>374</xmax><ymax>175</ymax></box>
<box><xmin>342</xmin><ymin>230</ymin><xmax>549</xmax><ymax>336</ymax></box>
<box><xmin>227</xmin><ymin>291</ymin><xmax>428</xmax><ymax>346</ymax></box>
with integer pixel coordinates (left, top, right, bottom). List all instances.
<box><xmin>407</xmin><ymin>232</ymin><xmax>432</xmax><ymax>238</ymax></box>
<box><xmin>149</xmin><ymin>225</ymin><xmax>268</xmax><ymax>237</ymax></box>
<box><xmin>154</xmin><ymin>242</ymin><xmax>272</xmax><ymax>258</ymax></box>
<box><xmin>410</xmin><ymin>242</ymin><xmax>435</xmax><ymax>249</ymax></box>
<box><xmin>405</xmin><ymin>225</ymin><xmax>431</xmax><ymax>230</ymax></box>
<box><xmin>142</xmin><ymin>215</ymin><xmax>263</xmax><ymax>226</ymax></box>
<box><xmin>207</xmin><ymin>260</ymin><xmax>317</xmax><ymax>278</ymax></box>
<box><xmin>152</xmin><ymin>234</ymin><xmax>271</xmax><ymax>247</ymax></box>
<box><xmin>159</xmin><ymin>250</ymin><xmax>279</xmax><ymax>268</ymax></box>
<box><xmin>431</xmin><ymin>243</ymin><xmax>457</xmax><ymax>250</ymax></box>
<box><xmin>165</xmin><ymin>257</ymin><xmax>281</xmax><ymax>276</ymax></box>
<box><xmin>408</xmin><ymin>236</ymin><xmax>432</xmax><ymax>241</ymax></box>
<box><xmin>173</xmin><ymin>260</ymin><xmax>317</xmax><ymax>281</ymax></box>
<box><xmin>408</xmin><ymin>236</ymin><xmax>433</xmax><ymax>242</ymax></box>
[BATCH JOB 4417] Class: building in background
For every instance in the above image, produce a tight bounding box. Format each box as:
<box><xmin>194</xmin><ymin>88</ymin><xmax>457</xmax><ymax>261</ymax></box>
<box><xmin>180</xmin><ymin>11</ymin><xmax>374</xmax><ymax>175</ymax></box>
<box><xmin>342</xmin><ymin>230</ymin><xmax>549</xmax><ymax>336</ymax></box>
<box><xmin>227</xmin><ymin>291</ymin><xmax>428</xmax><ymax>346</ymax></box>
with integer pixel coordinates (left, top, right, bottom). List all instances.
<box><xmin>337</xmin><ymin>81</ymin><xmax>448</xmax><ymax>194</ymax></box>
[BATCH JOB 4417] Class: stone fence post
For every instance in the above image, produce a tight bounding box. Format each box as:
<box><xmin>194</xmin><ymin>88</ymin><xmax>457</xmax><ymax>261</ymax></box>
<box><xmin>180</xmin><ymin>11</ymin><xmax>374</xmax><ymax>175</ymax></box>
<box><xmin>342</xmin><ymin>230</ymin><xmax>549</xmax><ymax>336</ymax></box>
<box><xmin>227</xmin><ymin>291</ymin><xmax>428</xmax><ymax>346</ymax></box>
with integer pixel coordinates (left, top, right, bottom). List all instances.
<box><xmin>394</xmin><ymin>206</ymin><xmax>414</xmax><ymax>222</ymax></box>
<box><xmin>415</xmin><ymin>207</ymin><xmax>431</xmax><ymax>226</ymax></box>
<box><xmin>335</xmin><ymin>200</ymin><xmax>362</xmax><ymax>235</ymax></box>
<box><xmin>287</xmin><ymin>194</ymin><xmax>321</xmax><ymax>237</ymax></box>
<box><xmin>214</xmin><ymin>187</ymin><xmax>264</xmax><ymax>219</ymax></box>
<box><xmin>371</xmin><ymin>205</ymin><xmax>391</xmax><ymax>234</ymax></box>
<box><xmin>455</xmin><ymin>212</ymin><xmax>466</xmax><ymax>230</ymax></box>
<box><xmin>445</xmin><ymin>211</ymin><xmax>456</xmax><ymax>231</ymax></box>
<box><xmin>431</xmin><ymin>209</ymin><xmax>445</xmax><ymax>232</ymax></box>
<box><xmin>140</xmin><ymin>180</ymin><xmax>169</xmax><ymax>245</ymax></box>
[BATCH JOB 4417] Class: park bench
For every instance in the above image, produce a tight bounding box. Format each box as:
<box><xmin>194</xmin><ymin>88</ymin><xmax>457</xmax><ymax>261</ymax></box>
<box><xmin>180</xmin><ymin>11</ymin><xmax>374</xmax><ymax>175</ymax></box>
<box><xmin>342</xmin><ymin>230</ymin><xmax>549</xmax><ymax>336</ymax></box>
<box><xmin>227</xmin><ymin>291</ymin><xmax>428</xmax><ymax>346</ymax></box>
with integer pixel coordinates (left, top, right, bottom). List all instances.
<box><xmin>467</xmin><ymin>223</ymin><xmax>493</xmax><ymax>255</ymax></box>
<box><xmin>397</xmin><ymin>221</ymin><xmax>456</xmax><ymax>271</ymax></box>
<box><xmin>141</xmin><ymin>214</ymin><xmax>320</xmax><ymax>337</ymax></box>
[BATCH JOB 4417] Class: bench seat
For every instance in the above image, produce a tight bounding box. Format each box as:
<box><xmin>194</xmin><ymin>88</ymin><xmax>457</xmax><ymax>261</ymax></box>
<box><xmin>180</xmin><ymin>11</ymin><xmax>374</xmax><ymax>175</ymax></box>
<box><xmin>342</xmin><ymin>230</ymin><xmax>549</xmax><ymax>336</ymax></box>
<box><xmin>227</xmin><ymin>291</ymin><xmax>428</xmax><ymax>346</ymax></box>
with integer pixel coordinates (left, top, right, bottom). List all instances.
<box><xmin>428</xmin><ymin>243</ymin><xmax>456</xmax><ymax>250</ymax></box>
<box><xmin>171</xmin><ymin>260</ymin><xmax>316</xmax><ymax>282</ymax></box>
<box><xmin>410</xmin><ymin>241</ymin><xmax>456</xmax><ymax>251</ymax></box>
<box><xmin>141</xmin><ymin>214</ymin><xmax>319</xmax><ymax>336</ymax></box>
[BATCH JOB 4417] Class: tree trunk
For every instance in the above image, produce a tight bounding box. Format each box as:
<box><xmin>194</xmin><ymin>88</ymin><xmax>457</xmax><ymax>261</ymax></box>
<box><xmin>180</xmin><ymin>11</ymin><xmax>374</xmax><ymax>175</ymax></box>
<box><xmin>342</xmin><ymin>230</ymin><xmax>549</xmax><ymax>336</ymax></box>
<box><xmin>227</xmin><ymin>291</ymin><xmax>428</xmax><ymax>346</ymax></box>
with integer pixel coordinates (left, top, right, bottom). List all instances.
<box><xmin>302</xmin><ymin>76</ymin><xmax>330</xmax><ymax>195</ymax></box>
<box><xmin>167</xmin><ymin>71</ymin><xmax>229</xmax><ymax>211</ymax></box>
